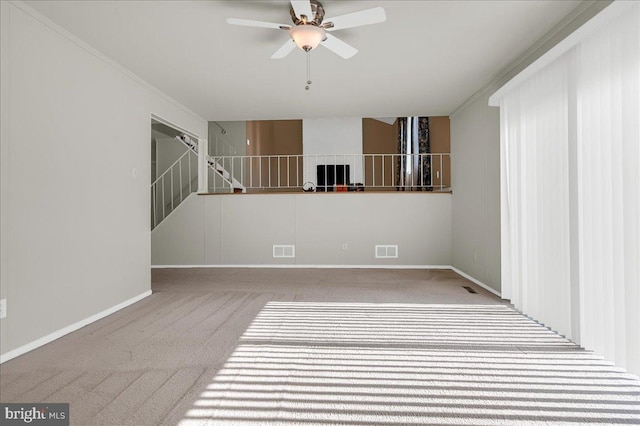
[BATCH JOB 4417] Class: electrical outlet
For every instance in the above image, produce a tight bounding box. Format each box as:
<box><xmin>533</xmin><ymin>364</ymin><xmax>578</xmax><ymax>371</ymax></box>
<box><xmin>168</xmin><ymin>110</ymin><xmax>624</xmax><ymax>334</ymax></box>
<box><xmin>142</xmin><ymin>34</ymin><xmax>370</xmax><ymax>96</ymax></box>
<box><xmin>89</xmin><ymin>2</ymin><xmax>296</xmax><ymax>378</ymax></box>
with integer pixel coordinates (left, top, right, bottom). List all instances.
<box><xmin>342</xmin><ymin>243</ymin><xmax>348</xmax><ymax>251</ymax></box>
<box><xmin>0</xmin><ymin>299</ymin><xmax>6</xmax><ymax>319</ymax></box>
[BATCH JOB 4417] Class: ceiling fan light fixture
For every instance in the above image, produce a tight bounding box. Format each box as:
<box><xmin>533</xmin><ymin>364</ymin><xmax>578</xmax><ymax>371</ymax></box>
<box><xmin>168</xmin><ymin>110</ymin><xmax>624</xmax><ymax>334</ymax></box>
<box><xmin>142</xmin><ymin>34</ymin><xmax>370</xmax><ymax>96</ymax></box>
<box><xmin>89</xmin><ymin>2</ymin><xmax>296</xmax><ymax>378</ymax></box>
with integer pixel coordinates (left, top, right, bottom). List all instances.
<box><xmin>289</xmin><ymin>25</ymin><xmax>326</xmax><ymax>52</ymax></box>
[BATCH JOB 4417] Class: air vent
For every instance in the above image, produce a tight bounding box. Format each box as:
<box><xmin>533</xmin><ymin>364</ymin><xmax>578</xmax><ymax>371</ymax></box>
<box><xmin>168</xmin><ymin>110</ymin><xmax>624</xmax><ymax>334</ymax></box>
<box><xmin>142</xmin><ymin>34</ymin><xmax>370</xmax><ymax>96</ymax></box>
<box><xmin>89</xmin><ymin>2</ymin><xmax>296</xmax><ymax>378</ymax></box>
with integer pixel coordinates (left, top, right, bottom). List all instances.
<box><xmin>273</xmin><ymin>245</ymin><xmax>295</xmax><ymax>258</ymax></box>
<box><xmin>375</xmin><ymin>245</ymin><xmax>398</xmax><ymax>258</ymax></box>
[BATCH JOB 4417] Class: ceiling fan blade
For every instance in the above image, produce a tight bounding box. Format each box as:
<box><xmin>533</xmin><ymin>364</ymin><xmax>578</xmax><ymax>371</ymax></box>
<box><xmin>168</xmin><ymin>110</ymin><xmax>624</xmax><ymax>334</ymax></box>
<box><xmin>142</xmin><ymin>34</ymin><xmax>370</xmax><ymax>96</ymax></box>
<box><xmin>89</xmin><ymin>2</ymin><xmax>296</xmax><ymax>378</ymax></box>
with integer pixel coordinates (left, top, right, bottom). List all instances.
<box><xmin>271</xmin><ymin>40</ymin><xmax>297</xmax><ymax>59</ymax></box>
<box><xmin>227</xmin><ymin>18</ymin><xmax>290</xmax><ymax>30</ymax></box>
<box><xmin>321</xmin><ymin>33</ymin><xmax>358</xmax><ymax>59</ymax></box>
<box><xmin>290</xmin><ymin>0</ymin><xmax>313</xmax><ymax>21</ymax></box>
<box><xmin>324</xmin><ymin>7</ymin><xmax>386</xmax><ymax>31</ymax></box>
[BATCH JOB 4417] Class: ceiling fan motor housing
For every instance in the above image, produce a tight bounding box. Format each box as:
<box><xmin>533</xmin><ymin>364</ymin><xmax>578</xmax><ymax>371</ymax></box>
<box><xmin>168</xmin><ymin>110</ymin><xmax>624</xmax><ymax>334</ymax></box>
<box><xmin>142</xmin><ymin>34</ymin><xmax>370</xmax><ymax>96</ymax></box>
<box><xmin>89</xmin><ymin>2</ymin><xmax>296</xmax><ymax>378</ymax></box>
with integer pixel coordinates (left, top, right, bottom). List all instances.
<box><xmin>227</xmin><ymin>1</ymin><xmax>386</xmax><ymax>59</ymax></box>
<box><xmin>290</xmin><ymin>0</ymin><xmax>325</xmax><ymax>26</ymax></box>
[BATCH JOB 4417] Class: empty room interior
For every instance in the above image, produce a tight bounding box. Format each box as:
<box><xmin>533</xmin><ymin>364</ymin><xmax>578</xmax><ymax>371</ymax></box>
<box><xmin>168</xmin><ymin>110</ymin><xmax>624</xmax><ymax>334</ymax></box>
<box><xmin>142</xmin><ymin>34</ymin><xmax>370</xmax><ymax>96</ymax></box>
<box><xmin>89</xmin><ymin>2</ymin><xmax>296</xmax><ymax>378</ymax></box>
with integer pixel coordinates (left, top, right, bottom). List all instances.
<box><xmin>1</xmin><ymin>0</ymin><xmax>639</xmax><ymax>425</ymax></box>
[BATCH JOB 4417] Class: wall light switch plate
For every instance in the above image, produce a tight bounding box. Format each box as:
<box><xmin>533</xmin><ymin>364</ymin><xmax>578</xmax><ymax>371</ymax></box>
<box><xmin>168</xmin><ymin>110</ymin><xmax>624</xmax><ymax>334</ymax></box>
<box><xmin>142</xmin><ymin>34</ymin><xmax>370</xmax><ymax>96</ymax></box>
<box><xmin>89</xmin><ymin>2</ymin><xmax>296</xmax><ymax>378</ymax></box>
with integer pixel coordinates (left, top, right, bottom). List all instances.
<box><xmin>0</xmin><ymin>299</ymin><xmax>6</xmax><ymax>319</ymax></box>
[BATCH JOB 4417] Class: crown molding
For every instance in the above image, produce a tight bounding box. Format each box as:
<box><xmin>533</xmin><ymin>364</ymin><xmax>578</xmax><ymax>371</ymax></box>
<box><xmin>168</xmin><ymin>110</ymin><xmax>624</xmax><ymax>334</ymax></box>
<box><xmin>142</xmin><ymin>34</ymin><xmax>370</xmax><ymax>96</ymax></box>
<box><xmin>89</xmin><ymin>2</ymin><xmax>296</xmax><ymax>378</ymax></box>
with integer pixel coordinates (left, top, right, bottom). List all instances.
<box><xmin>7</xmin><ymin>0</ymin><xmax>207</xmax><ymax>126</ymax></box>
<box><xmin>449</xmin><ymin>0</ymin><xmax>613</xmax><ymax>118</ymax></box>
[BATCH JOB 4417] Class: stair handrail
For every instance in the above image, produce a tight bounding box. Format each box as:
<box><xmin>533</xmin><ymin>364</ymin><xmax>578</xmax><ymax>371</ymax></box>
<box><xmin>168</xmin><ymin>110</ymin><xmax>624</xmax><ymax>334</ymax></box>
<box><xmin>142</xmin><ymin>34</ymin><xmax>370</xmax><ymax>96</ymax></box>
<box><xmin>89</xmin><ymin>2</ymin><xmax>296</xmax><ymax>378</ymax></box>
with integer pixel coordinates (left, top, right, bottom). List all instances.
<box><xmin>151</xmin><ymin>147</ymin><xmax>198</xmax><ymax>228</ymax></box>
<box><xmin>207</xmin><ymin>155</ymin><xmax>235</xmax><ymax>189</ymax></box>
<box><xmin>151</xmin><ymin>148</ymin><xmax>195</xmax><ymax>188</ymax></box>
<box><xmin>175</xmin><ymin>134</ymin><xmax>199</xmax><ymax>154</ymax></box>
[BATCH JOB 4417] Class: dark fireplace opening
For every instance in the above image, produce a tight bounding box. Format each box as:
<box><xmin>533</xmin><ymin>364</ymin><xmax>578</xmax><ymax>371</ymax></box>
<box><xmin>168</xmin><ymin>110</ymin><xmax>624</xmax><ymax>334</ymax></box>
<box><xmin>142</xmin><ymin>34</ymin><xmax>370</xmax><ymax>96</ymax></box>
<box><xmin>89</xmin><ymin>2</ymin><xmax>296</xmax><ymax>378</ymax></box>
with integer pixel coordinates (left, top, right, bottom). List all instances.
<box><xmin>317</xmin><ymin>164</ymin><xmax>351</xmax><ymax>192</ymax></box>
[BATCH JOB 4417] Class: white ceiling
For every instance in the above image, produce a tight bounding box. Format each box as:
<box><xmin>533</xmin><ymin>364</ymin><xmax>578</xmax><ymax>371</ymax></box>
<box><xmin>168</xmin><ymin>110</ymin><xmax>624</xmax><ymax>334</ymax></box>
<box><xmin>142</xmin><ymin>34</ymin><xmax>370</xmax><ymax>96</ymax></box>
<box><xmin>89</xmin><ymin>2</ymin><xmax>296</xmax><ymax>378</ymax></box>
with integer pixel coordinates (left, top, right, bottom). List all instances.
<box><xmin>26</xmin><ymin>0</ymin><xmax>582</xmax><ymax>121</ymax></box>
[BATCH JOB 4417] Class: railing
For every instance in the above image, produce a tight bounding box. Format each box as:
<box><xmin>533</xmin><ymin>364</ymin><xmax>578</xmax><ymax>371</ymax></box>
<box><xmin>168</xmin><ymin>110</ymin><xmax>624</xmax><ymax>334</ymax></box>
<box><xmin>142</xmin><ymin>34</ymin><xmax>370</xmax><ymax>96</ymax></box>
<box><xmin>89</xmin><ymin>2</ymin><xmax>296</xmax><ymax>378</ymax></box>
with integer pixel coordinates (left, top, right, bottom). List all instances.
<box><xmin>207</xmin><ymin>153</ymin><xmax>451</xmax><ymax>193</ymax></box>
<box><xmin>208</xmin><ymin>156</ymin><xmax>235</xmax><ymax>193</ymax></box>
<box><xmin>151</xmin><ymin>148</ymin><xmax>198</xmax><ymax>228</ymax></box>
<box><xmin>151</xmin><ymin>151</ymin><xmax>451</xmax><ymax>228</ymax></box>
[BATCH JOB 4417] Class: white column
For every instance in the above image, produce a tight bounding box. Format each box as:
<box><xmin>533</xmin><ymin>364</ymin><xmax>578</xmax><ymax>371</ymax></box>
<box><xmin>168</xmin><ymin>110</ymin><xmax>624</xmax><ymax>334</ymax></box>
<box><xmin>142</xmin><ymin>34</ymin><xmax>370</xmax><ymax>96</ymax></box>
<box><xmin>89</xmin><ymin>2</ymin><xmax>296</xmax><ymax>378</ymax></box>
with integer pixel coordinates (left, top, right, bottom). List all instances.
<box><xmin>198</xmin><ymin>138</ymin><xmax>208</xmax><ymax>193</ymax></box>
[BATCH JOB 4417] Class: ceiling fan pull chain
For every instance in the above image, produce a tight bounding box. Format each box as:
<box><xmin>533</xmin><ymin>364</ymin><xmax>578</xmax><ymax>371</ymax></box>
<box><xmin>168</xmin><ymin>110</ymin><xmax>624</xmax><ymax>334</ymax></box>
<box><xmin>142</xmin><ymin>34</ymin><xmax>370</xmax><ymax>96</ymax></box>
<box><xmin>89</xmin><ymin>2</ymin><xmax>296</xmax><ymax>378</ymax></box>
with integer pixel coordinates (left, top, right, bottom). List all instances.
<box><xmin>305</xmin><ymin>51</ymin><xmax>312</xmax><ymax>91</ymax></box>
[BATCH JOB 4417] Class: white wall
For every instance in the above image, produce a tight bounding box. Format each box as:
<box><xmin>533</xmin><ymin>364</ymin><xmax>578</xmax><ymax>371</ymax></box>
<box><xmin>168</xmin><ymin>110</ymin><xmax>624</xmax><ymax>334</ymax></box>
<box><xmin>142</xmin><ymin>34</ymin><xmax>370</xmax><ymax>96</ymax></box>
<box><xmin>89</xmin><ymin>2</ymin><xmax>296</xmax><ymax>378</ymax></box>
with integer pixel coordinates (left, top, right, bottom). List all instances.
<box><xmin>0</xmin><ymin>2</ymin><xmax>207</xmax><ymax>358</ymax></box>
<box><xmin>210</xmin><ymin>121</ymin><xmax>246</xmax><ymax>157</ymax></box>
<box><xmin>303</xmin><ymin>118</ymin><xmax>364</xmax><ymax>186</ymax></box>
<box><xmin>152</xmin><ymin>193</ymin><xmax>452</xmax><ymax>267</ymax></box>
<box><xmin>445</xmin><ymin>0</ymin><xmax>612</xmax><ymax>297</ymax></box>
<box><xmin>155</xmin><ymin>137</ymin><xmax>189</xmax><ymax>179</ymax></box>
<box><xmin>450</xmin><ymin>92</ymin><xmax>501</xmax><ymax>293</ymax></box>
<box><xmin>210</xmin><ymin>121</ymin><xmax>246</xmax><ymax>185</ymax></box>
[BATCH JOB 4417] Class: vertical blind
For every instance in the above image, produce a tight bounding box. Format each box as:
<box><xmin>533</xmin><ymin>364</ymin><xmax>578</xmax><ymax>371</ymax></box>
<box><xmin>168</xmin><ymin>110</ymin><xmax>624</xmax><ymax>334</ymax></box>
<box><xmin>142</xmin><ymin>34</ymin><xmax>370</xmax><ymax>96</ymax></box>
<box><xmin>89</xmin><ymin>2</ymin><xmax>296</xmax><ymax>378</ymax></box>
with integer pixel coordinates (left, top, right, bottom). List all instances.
<box><xmin>576</xmin><ymin>4</ymin><xmax>640</xmax><ymax>374</ymax></box>
<box><xmin>498</xmin><ymin>2</ymin><xmax>640</xmax><ymax>375</ymax></box>
<box><xmin>500</xmin><ymin>55</ymin><xmax>572</xmax><ymax>339</ymax></box>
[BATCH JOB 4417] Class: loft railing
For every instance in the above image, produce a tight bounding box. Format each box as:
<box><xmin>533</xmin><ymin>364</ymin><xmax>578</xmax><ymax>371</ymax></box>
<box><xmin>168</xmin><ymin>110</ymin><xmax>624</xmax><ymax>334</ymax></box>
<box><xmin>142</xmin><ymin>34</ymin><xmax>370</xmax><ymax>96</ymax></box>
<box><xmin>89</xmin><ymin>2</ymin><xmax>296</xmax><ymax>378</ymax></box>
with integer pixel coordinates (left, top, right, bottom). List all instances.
<box><xmin>208</xmin><ymin>153</ymin><xmax>451</xmax><ymax>193</ymax></box>
<box><xmin>152</xmin><ymin>151</ymin><xmax>451</xmax><ymax>229</ymax></box>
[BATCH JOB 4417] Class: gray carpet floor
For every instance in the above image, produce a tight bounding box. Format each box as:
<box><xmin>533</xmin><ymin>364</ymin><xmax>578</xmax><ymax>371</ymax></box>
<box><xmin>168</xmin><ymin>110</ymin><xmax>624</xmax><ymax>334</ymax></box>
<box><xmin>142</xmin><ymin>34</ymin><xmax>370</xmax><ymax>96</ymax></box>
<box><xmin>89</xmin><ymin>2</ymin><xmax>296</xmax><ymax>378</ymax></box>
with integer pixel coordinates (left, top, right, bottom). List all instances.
<box><xmin>1</xmin><ymin>268</ymin><xmax>639</xmax><ymax>425</ymax></box>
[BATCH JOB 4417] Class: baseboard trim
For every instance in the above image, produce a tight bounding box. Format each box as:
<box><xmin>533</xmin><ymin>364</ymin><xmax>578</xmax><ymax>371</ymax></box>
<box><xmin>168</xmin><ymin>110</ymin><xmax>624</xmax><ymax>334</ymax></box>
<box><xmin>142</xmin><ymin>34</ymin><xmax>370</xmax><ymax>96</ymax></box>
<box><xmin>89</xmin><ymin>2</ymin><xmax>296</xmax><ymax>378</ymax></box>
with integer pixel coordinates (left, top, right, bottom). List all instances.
<box><xmin>0</xmin><ymin>290</ymin><xmax>152</xmax><ymax>364</ymax></box>
<box><xmin>151</xmin><ymin>264</ymin><xmax>453</xmax><ymax>270</ymax></box>
<box><xmin>1</xmin><ymin>267</ymin><xmax>501</xmax><ymax>363</ymax></box>
<box><xmin>450</xmin><ymin>266</ymin><xmax>502</xmax><ymax>297</ymax></box>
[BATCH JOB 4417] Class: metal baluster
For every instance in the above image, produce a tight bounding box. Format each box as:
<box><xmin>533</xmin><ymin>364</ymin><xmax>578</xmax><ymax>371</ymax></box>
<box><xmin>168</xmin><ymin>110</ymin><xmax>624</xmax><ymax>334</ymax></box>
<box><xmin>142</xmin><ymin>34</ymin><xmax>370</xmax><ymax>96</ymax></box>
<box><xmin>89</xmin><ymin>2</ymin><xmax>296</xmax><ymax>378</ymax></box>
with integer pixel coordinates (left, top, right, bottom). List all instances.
<box><xmin>353</xmin><ymin>154</ymin><xmax>357</xmax><ymax>188</ymax></box>
<box><xmin>372</xmin><ymin>154</ymin><xmax>376</xmax><ymax>188</ymax></box>
<box><xmin>324</xmin><ymin>155</ymin><xmax>327</xmax><ymax>192</ymax></box>
<box><xmin>151</xmin><ymin>185</ymin><xmax>155</xmax><ymax>228</ymax></box>
<box><xmin>179</xmin><ymin>158</ymin><xmax>183</xmax><ymax>202</ymax></box>
<box><xmin>188</xmin><ymin>152</ymin><xmax>192</xmax><ymax>193</ymax></box>
<box><xmin>412</xmin><ymin>154</ymin><xmax>415</xmax><ymax>188</ymax></box>
<box><xmin>430</xmin><ymin>154</ymin><xmax>434</xmax><ymax>189</ymax></box>
<box><xmin>170</xmin><ymin>168</ymin><xmax>174</xmax><ymax>211</ymax></box>
<box><xmin>392</xmin><ymin>154</ymin><xmax>395</xmax><ymax>189</ymax></box>
<box><xmin>343</xmin><ymin>155</ymin><xmax>346</xmax><ymax>188</ymax></box>
<box><xmin>440</xmin><ymin>154</ymin><xmax>443</xmax><ymax>190</ymax></box>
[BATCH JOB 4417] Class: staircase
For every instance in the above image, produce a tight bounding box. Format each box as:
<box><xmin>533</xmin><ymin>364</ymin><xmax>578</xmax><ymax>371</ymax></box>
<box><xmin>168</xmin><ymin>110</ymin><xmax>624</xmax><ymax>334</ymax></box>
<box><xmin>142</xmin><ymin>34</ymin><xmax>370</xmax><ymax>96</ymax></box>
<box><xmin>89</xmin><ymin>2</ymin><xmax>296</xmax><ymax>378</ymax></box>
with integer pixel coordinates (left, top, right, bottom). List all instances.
<box><xmin>208</xmin><ymin>134</ymin><xmax>246</xmax><ymax>194</ymax></box>
<box><xmin>208</xmin><ymin>156</ymin><xmax>246</xmax><ymax>194</ymax></box>
<box><xmin>151</xmin><ymin>135</ymin><xmax>246</xmax><ymax>229</ymax></box>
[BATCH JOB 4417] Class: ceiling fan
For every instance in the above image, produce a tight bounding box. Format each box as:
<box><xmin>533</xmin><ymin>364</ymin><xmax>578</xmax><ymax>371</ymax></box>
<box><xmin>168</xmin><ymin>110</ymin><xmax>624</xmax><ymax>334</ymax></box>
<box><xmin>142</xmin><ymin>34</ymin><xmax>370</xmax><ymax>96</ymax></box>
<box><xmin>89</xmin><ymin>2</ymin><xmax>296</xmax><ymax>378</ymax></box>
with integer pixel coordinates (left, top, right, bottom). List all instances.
<box><xmin>227</xmin><ymin>0</ymin><xmax>386</xmax><ymax>59</ymax></box>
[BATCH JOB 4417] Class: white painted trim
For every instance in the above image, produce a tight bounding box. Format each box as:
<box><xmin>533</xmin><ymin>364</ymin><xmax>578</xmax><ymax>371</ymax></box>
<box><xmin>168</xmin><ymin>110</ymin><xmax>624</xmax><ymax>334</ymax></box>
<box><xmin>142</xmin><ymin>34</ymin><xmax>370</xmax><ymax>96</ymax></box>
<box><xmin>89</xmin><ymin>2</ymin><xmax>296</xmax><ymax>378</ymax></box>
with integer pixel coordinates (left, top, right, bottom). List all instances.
<box><xmin>0</xmin><ymin>266</ymin><xmax>501</xmax><ymax>363</ymax></box>
<box><xmin>151</xmin><ymin>113</ymin><xmax>202</xmax><ymax>140</ymax></box>
<box><xmin>7</xmin><ymin>0</ymin><xmax>207</xmax><ymax>125</ymax></box>
<box><xmin>151</xmin><ymin>264</ymin><xmax>453</xmax><ymax>270</ymax></box>
<box><xmin>0</xmin><ymin>290</ymin><xmax>152</xmax><ymax>364</ymax></box>
<box><xmin>450</xmin><ymin>266</ymin><xmax>502</xmax><ymax>298</ymax></box>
